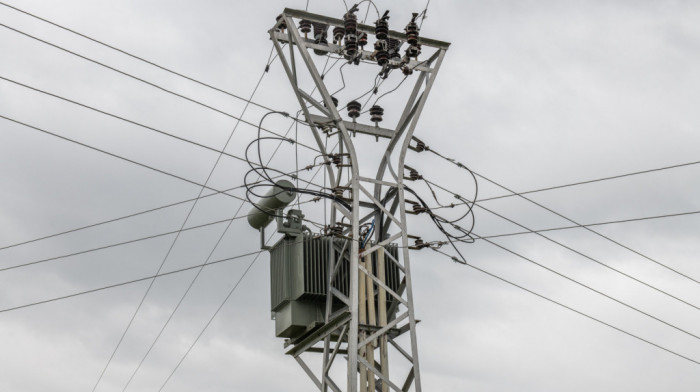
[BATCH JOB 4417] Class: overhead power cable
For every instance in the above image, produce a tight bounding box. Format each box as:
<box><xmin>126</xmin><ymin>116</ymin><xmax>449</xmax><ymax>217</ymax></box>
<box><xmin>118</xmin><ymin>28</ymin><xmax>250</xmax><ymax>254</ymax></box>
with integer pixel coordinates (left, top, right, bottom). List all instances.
<box><xmin>480</xmin><ymin>209</ymin><xmax>700</xmax><ymax>240</ymax></box>
<box><xmin>120</xmin><ymin>112</ymin><xmax>311</xmax><ymax>391</ymax></box>
<box><xmin>0</xmin><ymin>250</ymin><xmax>264</xmax><ymax>314</ymax></box>
<box><xmin>0</xmin><ymin>1</ymin><xmax>276</xmax><ymax>112</ymax></box>
<box><xmin>90</xmin><ymin>44</ymin><xmax>277</xmax><ymax>392</ymax></box>
<box><xmin>430</xmin><ymin>248</ymin><xmax>700</xmax><ymax>366</ymax></box>
<box><xmin>473</xmin><ymin>202</ymin><xmax>700</xmax><ymax>312</ymax></box>
<box><xmin>472</xmin><ymin>232</ymin><xmax>700</xmax><ymax>341</ymax></box>
<box><xmin>472</xmin><ymin>170</ymin><xmax>700</xmax><ymax>288</ymax></box>
<box><xmin>415</xmin><ymin>140</ymin><xmax>700</xmax><ymax>288</ymax></box>
<box><xmin>0</xmin><ymin>24</ymin><xmax>323</xmax><ymax>153</ymax></box>
<box><xmin>0</xmin><ymin>162</ymin><xmax>320</xmax><ymax>253</ymax></box>
<box><xmin>478</xmin><ymin>160</ymin><xmax>700</xmax><ymax>202</ymax></box>
<box><xmin>0</xmin><ymin>115</ymin><xmax>250</xmax><ymax>203</ymax></box>
<box><xmin>156</xmin><ymin>146</ymin><xmax>338</xmax><ymax>390</ymax></box>
<box><xmin>0</xmin><ymin>198</ymin><xmax>320</xmax><ymax>274</ymax></box>
<box><xmin>0</xmin><ymin>75</ymin><xmax>319</xmax><ymax>154</ymax></box>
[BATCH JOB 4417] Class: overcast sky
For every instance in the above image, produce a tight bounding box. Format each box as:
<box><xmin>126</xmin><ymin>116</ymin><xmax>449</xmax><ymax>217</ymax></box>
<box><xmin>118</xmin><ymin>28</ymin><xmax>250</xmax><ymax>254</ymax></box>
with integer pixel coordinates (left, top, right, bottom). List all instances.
<box><xmin>1</xmin><ymin>0</ymin><xmax>700</xmax><ymax>391</ymax></box>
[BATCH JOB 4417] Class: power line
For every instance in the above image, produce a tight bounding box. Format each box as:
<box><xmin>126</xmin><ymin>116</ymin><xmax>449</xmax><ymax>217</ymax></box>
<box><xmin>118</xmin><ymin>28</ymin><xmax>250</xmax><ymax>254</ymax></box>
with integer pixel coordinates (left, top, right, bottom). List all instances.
<box><xmin>0</xmin><ymin>115</ymin><xmax>250</xmax><ymax>203</ymax></box>
<box><xmin>0</xmin><ymin>75</ymin><xmax>319</xmax><ymax>155</ymax></box>
<box><xmin>0</xmin><ymin>250</ymin><xmax>264</xmax><ymax>314</ymax></box>
<box><xmin>89</xmin><ymin>46</ymin><xmax>278</xmax><ymax>391</ymax></box>
<box><xmin>474</xmin><ymin>202</ymin><xmax>700</xmax><ymax>311</ymax></box>
<box><xmin>0</xmin><ymin>1</ymin><xmax>278</xmax><ymax>112</ymax></box>
<box><xmin>155</xmin><ymin>145</ymin><xmax>339</xmax><ymax>389</ymax></box>
<box><xmin>480</xmin><ymin>209</ymin><xmax>700</xmax><ymax>240</ymax></box>
<box><xmin>0</xmin><ymin>23</ymin><xmax>322</xmax><ymax>153</ymax></box>
<box><xmin>430</xmin><ymin>247</ymin><xmax>700</xmax><ymax>366</ymax></box>
<box><xmin>417</xmin><ymin>142</ymin><xmax>700</xmax><ymax>290</ymax></box>
<box><xmin>0</xmin><ymin>197</ymin><xmax>322</xmax><ymax>274</ymax></box>
<box><xmin>477</xmin><ymin>160</ymin><xmax>700</xmax><ymax>203</ymax></box>
<box><xmin>473</xmin><ymin>232</ymin><xmax>700</xmax><ymax>341</ymax></box>
<box><xmin>120</xmin><ymin>114</ymin><xmax>308</xmax><ymax>391</ymax></box>
<box><xmin>0</xmin><ymin>164</ymin><xmax>320</xmax><ymax>253</ymax></box>
<box><xmin>472</xmin><ymin>170</ymin><xmax>700</xmax><ymax>288</ymax></box>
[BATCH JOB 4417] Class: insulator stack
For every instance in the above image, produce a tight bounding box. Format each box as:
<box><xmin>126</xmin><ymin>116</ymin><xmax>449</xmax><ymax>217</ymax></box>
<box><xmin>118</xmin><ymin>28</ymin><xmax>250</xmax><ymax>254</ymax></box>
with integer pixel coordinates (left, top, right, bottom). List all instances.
<box><xmin>358</xmin><ymin>32</ymin><xmax>368</xmax><ymax>48</ymax></box>
<box><xmin>342</xmin><ymin>8</ymin><xmax>359</xmax><ymax>58</ymax></box>
<box><xmin>324</xmin><ymin>96</ymin><xmax>339</xmax><ymax>109</ymax></box>
<box><xmin>344</xmin><ymin>10</ymin><xmax>358</xmax><ymax>34</ymax></box>
<box><xmin>299</xmin><ymin>19</ymin><xmax>312</xmax><ymax>38</ymax></box>
<box><xmin>375</xmin><ymin>11</ymin><xmax>390</xmax><ymax>40</ymax></box>
<box><xmin>406</xmin><ymin>43</ymin><xmax>421</xmax><ymax>59</ymax></box>
<box><xmin>402</xmin><ymin>65</ymin><xmax>413</xmax><ymax>75</ymax></box>
<box><xmin>405</xmin><ymin>13</ymin><xmax>420</xmax><ymax>45</ymax></box>
<box><xmin>333</xmin><ymin>187</ymin><xmax>345</xmax><ymax>198</ymax></box>
<box><xmin>312</xmin><ymin>23</ymin><xmax>329</xmax><ymax>55</ymax></box>
<box><xmin>369</xmin><ymin>105</ymin><xmax>384</xmax><ymax>123</ymax></box>
<box><xmin>414</xmin><ymin>238</ymin><xmax>426</xmax><ymax>248</ymax></box>
<box><xmin>375</xmin><ymin>40</ymin><xmax>389</xmax><ymax>66</ymax></box>
<box><xmin>408</xmin><ymin>168</ymin><xmax>421</xmax><ymax>181</ymax></box>
<box><xmin>276</xmin><ymin>14</ymin><xmax>287</xmax><ymax>32</ymax></box>
<box><xmin>333</xmin><ymin>26</ymin><xmax>345</xmax><ymax>44</ymax></box>
<box><xmin>345</xmin><ymin>34</ymin><xmax>358</xmax><ymax>56</ymax></box>
<box><xmin>415</xmin><ymin>140</ymin><xmax>427</xmax><ymax>152</ymax></box>
<box><xmin>347</xmin><ymin>100</ymin><xmax>361</xmax><ymax>119</ymax></box>
<box><xmin>313</xmin><ymin>23</ymin><xmax>328</xmax><ymax>44</ymax></box>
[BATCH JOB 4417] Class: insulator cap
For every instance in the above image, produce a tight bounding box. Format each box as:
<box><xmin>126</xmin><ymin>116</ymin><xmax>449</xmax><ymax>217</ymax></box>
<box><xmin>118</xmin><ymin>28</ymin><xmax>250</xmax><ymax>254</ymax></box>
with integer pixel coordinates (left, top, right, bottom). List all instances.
<box><xmin>369</xmin><ymin>105</ymin><xmax>384</xmax><ymax>123</ymax></box>
<box><xmin>375</xmin><ymin>16</ymin><xmax>389</xmax><ymax>40</ymax></box>
<box><xmin>347</xmin><ymin>100</ymin><xmax>361</xmax><ymax>118</ymax></box>
<box><xmin>333</xmin><ymin>26</ymin><xmax>345</xmax><ymax>44</ymax></box>
<box><xmin>358</xmin><ymin>33</ymin><xmax>368</xmax><ymax>47</ymax></box>
<box><xmin>344</xmin><ymin>33</ymin><xmax>358</xmax><ymax>56</ymax></box>
<box><xmin>344</xmin><ymin>11</ymin><xmax>358</xmax><ymax>34</ymax></box>
<box><xmin>299</xmin><ymin>19</ymin><xmax>312</xmax><ymax>34</ymax></box>
<box><xmin>376</xmin><ymin>50</ymin><xmax>389</xmax><ymax>66</ymax></box>
<box><xmin>405</xmin><ymin>13</ymin><xmax>420</xmax><ymax>45</ymax></box>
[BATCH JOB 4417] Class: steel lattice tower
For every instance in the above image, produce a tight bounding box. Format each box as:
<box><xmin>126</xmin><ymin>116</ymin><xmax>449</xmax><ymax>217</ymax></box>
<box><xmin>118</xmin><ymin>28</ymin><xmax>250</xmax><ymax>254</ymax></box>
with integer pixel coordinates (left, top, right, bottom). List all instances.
<box><xmin>267</xmin><ymin>8</ymin><xmax>449</xmax><ymax>391</ymax></box>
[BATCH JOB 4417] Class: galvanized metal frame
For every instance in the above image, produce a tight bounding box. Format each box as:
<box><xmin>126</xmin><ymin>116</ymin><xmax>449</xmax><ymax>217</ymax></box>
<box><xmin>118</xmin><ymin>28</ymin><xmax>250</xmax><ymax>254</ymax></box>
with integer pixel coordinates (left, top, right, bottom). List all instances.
<box><xmin>269</xmin><ymin>9</ymin><xmax>448</xmax><ymax>391</ymax></box>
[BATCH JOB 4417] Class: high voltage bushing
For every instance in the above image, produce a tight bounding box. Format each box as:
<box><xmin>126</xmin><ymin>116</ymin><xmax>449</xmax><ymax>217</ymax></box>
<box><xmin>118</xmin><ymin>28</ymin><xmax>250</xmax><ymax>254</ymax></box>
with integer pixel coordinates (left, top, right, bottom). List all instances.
<box><xmin>332</xmin><ymin>26</ymin><xmax>345</xmax><ymax>44</ymax></box>
<box><xmin>347</xmin><ymin>100</ymin><xmax>361</xmax><ymax>119</ymax></box>
<box><xmin>369</xmin><ymin>105</ymin><xmax>384</xmax><ymax>123</ymax></box>
<box><xmin>358</xmin><ymin>32</ymin><xmax>368</xmax><ymax>48</ymax></box>
<box><xmin>312</xmin><ymin>22</ymin><xmax>329</xmax><ymax>56</ymax></box>
<box><xmin>299</xmin><ymin>19</ymin><xmax>312</xmax><ymax>38</ymax></box>
<box><xmin>405</xmin><ymin>13</ymin><xmax>420</xmax><ymax>45</ymax></box>
<box><xmin>375</xmin><ymin>11</ymin><xmax>390</xmax><ymax>40</ymax></box>
<box><xmin>344</xmin><ymin>33</ymin><xmax>358</xmax><ymax>57</ymax></box>
<box><xmin>343</xmin><ymin>7</ymin><xmax>358</xmax><ymax>34</ymax></box>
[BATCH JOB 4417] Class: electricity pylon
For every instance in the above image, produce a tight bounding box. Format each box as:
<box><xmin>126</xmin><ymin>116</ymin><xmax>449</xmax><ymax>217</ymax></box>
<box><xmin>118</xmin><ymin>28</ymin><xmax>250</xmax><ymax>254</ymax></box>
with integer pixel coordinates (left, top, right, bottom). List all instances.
<box><xmin>268</xmin><ymin>8</ymin><xmax>448</xmax><ymax>391</ymax></box>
